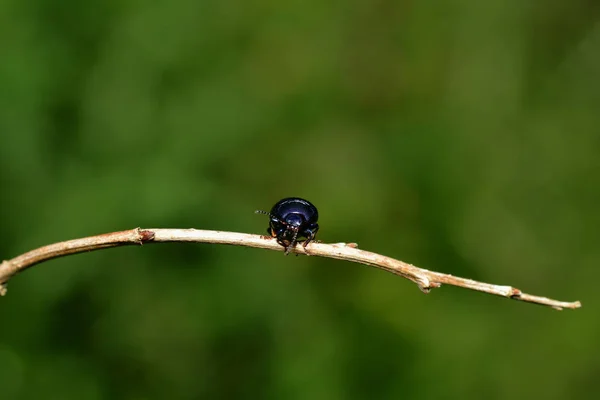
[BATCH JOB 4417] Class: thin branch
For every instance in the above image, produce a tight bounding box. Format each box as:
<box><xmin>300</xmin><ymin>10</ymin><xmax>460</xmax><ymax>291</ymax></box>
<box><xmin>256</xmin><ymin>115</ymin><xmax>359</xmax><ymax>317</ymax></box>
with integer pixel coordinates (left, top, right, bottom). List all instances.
<box><xmin>0</xmin><ymin>228</ymin><xmax>581</xmax><ymax>310</ymax></box>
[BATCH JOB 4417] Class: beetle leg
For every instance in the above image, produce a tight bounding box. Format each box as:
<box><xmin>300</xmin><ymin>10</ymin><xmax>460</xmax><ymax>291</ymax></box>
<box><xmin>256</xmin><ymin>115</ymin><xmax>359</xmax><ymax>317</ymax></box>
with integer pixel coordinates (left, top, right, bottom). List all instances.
<box><xmin>286</xmin><ymin>229</ymin><xmax>299</xmax><ymax>255</ymax></box>
<box><xmin>279</xmin><ymin>239</ymin><xmax>291</xmax><ymax>255</ymax></box>
<box><xmin>302</xmin><ymin>225</ymin><xmax>319</xmax><ymax>247</ymax></box>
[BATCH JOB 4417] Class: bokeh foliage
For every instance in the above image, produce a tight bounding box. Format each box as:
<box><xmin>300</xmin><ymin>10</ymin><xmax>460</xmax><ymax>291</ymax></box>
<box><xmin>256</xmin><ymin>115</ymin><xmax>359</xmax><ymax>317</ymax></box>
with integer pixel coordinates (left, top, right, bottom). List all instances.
<box><xmin>1</xmin><ymin>0</ymin><xmax>599</xmax><ymax>399</ymax></box>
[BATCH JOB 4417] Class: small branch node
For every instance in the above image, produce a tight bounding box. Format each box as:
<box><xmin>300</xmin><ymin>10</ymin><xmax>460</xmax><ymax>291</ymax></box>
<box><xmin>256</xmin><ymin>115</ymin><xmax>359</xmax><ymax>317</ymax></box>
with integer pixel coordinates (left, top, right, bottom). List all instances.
<box><xmin>418</xmin><ymin>280</ymin><xmax>441</xmax><ymax>294</ymax></box>
<box><xmin>138</xmin><ymin>229</ymin><xmax>156</xmax><ymax>243</ymax></box>
<box><xmin>509</xmin><ymin>288</ymin><xmax>523</xmax><ymax>298</ymax></box>
<box><xmin>331</xmin><ymin>242</ymin><xmax>359</xmax><ymax>248</ymax></box>
<box><xmin>416</xmin><ymin>275</ymin><xmax>435</xmax><ymax>293</ymax></box>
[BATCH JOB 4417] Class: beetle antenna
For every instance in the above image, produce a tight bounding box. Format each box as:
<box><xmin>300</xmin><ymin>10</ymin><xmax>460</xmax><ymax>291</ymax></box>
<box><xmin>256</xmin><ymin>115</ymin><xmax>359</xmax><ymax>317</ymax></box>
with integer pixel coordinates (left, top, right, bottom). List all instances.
<box><xmin>256</xmin><ymin>209</ymin><xmax>285</xmax><ymax>225</ymax></box>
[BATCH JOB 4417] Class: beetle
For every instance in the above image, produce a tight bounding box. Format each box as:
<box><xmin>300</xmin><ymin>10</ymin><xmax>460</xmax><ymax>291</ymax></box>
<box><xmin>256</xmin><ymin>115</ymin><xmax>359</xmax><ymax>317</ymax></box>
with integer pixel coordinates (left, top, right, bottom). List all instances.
<box><xmin>256</xmin><ymin>197</ymin><xmax>319</xmax><ymax>255</ymax></box>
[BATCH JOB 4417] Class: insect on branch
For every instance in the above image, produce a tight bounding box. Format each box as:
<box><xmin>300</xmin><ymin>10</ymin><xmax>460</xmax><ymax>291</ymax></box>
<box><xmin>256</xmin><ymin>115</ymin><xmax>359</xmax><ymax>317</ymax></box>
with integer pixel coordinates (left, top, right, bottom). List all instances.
<box><xmin>0</xmin><ymin>228</ymin><xmax>581</xmax><ymax>310</ymax></box>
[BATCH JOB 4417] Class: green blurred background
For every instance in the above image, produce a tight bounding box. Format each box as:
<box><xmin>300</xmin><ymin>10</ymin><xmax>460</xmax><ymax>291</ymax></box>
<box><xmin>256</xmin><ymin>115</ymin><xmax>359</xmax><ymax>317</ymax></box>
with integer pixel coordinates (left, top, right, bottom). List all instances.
<box><xmin>1</xmin><ymin>0</ymin><xmax>598</xmax><ymax>399</ymax></box>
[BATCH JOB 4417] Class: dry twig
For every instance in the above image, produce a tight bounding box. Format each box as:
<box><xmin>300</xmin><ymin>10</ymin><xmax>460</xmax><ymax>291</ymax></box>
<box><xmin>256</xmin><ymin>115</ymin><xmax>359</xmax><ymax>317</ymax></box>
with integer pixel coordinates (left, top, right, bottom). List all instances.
<box><xmin>0</xmin><ymin>228</ymin><xmax>581</xmax><ymax>310</ymax></box>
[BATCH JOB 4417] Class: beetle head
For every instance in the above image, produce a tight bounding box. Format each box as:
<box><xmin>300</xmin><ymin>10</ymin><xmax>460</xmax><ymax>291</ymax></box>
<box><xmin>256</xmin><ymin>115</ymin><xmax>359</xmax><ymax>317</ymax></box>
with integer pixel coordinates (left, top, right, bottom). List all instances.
<box><xmin>284</xmin><ymin>213</ymin><xmax>304</xmax><ymax>229</ymax></box>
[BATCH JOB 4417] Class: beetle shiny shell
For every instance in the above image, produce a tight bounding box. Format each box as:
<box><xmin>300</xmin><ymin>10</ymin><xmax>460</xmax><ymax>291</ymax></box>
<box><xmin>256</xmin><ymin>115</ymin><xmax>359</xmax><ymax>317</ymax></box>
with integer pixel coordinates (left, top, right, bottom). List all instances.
<box><xmin>256</xmin><ymin>197</ymin><xmax>319</xmax><ymax>255</ymax></box>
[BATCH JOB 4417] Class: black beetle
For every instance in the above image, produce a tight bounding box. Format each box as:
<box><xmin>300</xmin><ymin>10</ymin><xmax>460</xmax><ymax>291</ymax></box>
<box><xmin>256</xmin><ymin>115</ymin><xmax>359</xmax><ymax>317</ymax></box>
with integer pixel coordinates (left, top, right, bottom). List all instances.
<box><xmin>256</xmin><ymin>197</ymin><xmax>319</xmax><ymax>255</ymax></box>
